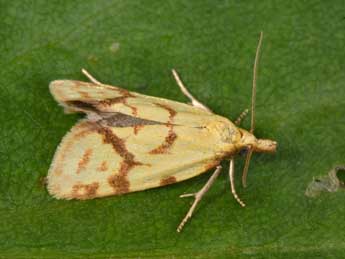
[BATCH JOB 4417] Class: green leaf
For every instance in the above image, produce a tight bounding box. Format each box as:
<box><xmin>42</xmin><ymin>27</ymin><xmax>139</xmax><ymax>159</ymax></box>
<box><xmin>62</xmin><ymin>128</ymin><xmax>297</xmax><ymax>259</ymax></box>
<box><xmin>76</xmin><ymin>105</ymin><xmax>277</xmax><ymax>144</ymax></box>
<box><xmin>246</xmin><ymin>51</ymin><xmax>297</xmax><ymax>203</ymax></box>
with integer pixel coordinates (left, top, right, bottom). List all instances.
<box><xmin>1</xmin><ymin>0</ymin><xmax>345</xmax><ymax>258</ymax></box>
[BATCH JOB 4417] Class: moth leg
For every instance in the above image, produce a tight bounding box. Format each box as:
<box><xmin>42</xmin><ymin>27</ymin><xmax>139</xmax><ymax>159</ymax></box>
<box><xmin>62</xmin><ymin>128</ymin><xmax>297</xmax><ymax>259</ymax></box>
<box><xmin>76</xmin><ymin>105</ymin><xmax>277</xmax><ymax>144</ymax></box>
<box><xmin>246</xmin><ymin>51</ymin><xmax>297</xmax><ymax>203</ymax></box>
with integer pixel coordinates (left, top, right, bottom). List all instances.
<box><xmin>229</xmin><ymin>158</ymin><xmax>246</xmax><ymax>207</ymax></box>
<box><xmin>171</xmin><ymin>69</ymin><xmax>212</xmax><ymax>113</ymax></box>
<box><xmin>82</xmin><ymin>68</ymin><xmax>102</xmax><ymax>85</ymax></box>
<box><xmin>177</xmin><ymin>165</ymin><xmax>222</xmax><ymax>232</ymax></box>
<box><xmin>235</xmin><ymin>109</ymin><xmax>249</xmax><ymax>125</ymax></box>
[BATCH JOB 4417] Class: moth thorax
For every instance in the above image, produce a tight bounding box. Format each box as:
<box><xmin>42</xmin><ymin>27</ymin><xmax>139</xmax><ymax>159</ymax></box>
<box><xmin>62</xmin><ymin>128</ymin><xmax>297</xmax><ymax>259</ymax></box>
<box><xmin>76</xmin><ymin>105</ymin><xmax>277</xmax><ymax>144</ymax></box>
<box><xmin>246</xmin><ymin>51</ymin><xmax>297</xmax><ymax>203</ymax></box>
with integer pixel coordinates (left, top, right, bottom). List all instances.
<box><xmin>206</xmin><ymin>120</ymin><xmax>238</xmax><ymax>143</ymax></box>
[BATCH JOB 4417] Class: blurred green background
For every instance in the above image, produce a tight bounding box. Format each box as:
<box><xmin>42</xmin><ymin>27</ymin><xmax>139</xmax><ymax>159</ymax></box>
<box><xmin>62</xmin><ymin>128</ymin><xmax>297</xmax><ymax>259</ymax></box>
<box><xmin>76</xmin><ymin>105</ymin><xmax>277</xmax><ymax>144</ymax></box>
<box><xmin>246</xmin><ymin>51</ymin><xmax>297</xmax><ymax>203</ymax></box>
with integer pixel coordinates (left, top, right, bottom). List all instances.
<box><xmin>1</xmin><ymin>0</ymin><xmax>345</xmax><ymax>258</ymax></box>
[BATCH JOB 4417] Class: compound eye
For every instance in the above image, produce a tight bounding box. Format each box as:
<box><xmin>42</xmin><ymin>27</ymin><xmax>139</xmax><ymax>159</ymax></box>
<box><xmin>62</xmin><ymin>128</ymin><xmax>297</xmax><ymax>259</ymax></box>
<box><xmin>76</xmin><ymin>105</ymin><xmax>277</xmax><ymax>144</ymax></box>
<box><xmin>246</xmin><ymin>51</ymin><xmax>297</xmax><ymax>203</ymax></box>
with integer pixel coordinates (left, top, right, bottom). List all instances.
<box><xmin>239</xmin><ymin>147</ymin><xmax>249</xmax><ymax>156</ymax></box>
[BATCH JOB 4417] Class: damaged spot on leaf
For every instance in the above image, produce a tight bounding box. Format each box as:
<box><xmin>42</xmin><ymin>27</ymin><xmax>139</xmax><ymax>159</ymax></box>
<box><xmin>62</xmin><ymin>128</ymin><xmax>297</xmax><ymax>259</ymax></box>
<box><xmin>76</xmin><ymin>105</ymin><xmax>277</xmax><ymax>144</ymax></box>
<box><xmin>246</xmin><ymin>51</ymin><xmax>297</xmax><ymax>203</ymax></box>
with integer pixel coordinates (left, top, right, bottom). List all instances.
<box><xmin>305</xmin><ymin>165</ymin><xmax>345</xmax><ymax>198</ymax></box>
<box><xmin>335</xmin><ymin>166</ymin><xmax>345</xmax><ymax>186</ymax></box>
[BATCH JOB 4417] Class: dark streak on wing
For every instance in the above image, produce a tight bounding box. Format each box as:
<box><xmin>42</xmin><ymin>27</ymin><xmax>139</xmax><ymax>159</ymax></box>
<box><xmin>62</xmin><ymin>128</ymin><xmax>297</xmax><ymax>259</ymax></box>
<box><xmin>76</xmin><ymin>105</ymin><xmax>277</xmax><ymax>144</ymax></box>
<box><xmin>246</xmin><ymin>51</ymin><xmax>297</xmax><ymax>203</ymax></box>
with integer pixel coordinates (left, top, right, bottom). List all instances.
<box><xmin>64</xmin><ymin>101</ymin><xmax>171</xmax><ymax>129</ymax></box>
<box><xmin>65</xmin><ymin>100</ymin><xmax>98</xmax><ymax>112</ymax></box>
<box><xmin>160</xmin><ymin>176</ymin><xmax>177</xmax><ymax>186</ymax></box>
<box><xmin>99</xmin><ymin>113</ymin><xmax>164</xmax><ymax>127</ymax></box>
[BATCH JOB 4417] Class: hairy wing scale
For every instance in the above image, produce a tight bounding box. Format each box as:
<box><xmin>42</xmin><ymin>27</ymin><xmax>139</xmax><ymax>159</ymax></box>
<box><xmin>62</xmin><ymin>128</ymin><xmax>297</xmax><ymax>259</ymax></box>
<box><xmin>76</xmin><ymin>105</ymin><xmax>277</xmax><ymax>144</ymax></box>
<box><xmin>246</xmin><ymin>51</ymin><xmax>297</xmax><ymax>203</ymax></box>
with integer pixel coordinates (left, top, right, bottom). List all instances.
<box><xmin>48</xmin><ymin>80</ymin><xmax>237</xmax><ymax>199</ymax></box>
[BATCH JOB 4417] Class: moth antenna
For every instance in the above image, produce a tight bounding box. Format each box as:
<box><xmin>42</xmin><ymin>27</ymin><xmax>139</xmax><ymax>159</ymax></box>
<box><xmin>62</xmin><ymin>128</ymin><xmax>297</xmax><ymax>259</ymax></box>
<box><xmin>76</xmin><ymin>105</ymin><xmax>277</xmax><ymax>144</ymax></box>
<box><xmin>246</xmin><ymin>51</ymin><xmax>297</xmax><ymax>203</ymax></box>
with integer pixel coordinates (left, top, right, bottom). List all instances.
<box><xmin>250</xmin><ymin>31</ymin><xmax>263</xmax><ymax>133</ymax></box>
<box><xmin>242</xmin><ymin>148</ymin><xmax>253</xmax><ymax>188</ymax></box>
<box><xmin>82</xmin><ymin>68</ymin><xmax>102</xmax><ymax>85</ymax></box>
<box><xmin>242</xmin><ymin>32</ymin><xmax>263</xmax><ymax>187</ymax></box>
<box><xmin>235</xmin><ymin>108</ymin><xmax>249</xmax><ymax>125</ymax></box>
<box><xmin>229</xmin><ymin>158</ymin><xmax>246</xmax><ymax>207</ymax></box>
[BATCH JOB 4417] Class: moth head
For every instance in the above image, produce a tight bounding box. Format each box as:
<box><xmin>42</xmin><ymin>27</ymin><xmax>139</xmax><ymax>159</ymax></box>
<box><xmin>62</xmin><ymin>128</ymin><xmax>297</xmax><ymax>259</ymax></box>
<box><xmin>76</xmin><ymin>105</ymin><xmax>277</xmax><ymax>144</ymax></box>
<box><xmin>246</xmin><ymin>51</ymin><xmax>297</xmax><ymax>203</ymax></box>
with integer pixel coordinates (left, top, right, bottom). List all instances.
<box><xmin>236</xmin><ymin>127</ymin><xmax>277</xmax><ymax>188</ymax></box>
<box><xmin>253</xmin><ymin>138</ymin><xmax>277</xmax><ymax>153</ymax></box>
<box><xmin>238</xmin><ymin>128</ymin><xmax>277</xmax><ymax>154</ymax></box>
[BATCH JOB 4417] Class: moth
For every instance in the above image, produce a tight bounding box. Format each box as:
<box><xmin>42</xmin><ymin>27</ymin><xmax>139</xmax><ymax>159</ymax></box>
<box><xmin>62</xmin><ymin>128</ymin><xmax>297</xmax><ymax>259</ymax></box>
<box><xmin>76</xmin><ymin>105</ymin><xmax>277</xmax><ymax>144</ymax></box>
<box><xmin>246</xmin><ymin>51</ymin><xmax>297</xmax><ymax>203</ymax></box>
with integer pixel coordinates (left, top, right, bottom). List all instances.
<box><xmin>47</xmin><ymin>32</ymin><xmax>277</xmax><ymax>232</ymax></box>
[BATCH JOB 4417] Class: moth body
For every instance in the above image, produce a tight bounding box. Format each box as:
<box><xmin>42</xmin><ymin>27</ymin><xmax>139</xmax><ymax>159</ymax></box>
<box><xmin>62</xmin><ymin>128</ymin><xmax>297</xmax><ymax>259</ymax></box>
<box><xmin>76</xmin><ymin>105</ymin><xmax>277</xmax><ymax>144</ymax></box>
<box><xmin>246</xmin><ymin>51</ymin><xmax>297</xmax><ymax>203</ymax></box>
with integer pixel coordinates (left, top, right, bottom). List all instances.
<box><xmin>47</xmin><ymin>32</ymin><xmax>277</xmax><ymax>232</ymax></box>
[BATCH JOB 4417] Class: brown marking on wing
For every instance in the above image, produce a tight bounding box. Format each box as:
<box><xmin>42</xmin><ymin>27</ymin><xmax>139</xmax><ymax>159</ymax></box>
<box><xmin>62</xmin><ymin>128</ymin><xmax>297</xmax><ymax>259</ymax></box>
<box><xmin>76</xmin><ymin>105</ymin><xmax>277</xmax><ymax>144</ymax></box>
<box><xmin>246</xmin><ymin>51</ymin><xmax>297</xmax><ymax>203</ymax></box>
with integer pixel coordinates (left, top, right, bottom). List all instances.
<box><xmin>117</xmin><ymin>88</ymin><xmax>133</xmax><ymax>96</ymax></box>
<box><xmin>97</xmin><ymin>161</ymin><xmax>108</xmax><ymax>172</ymax></box>
<box><xmin>154</xmin><ymin>103</ymin><xmax>177</xmax><ymax>119</ymax></box>
<box><xmin>98</xmin><ymin>127</ymin><xmax>133</xmax><ymax>160</ymax></box>
<box><xmin>72</xmin><ymin>182</ymin><xmax>99</xmax><ymax>199</ymax></box>
<box><xmin>52</xmin><ymin>87</ymin><xmax>66</xmax><ymax>101</ymax></box>
<box><xmin>99</xmin><ymin>96</ymin><xmax>128</xmax><ymax>105</ymax></box>
<box><xmin>108</xmin><ymin>157</ymin><xmax>148</xmax><ymax>194</ymax></box>
<box><xmin>54</xmin><ymin>121</ymin><xmax>96</xmax><ymax>177</ymax></box>
<box><xmin>149</xmin><ymin>130</ymin><xmax>177</xmax><ymax>154</ymax></box>
<box><xmin>133</xmin><ymin>125</ymin><xmax>144</xmax><ymax>135</ymax></box>
<box><xmin>107</xmin><ymin>160</ymin><xmax>142</xmax><ymax>194</ymax></box>
<box><xmin>98</xmin><ymin>91</ymin><xmax>138</xmax><ymax>116</ymax></box>
<box><xmin>108</xmin><ymin>174</ymin><xmax>130</xmax><ymax>194</ymax></box>
<box><xmin>74</xmin><ymin>121</ymin><xmax>97</xmax><ymax>138</ymax></box>
<box><xmin>149</xmin><ymin>103</ymin><xmax>178</xmax><ymax>154</ymax></box>
<box><xmin>97</xmin><ymin>127</ymin><xmax>143</xmax><ymax>194</ymax></box>
<box><xmin>70</xmin><ymin>80</ymin><xmax>88</xmax><ymax>87</ymax></box>
<box><xmin>127</xmin><ymin>104</ymin><xmax>138</xmax><ymax>116</ymax></box>
<box><xmin>79</xmin><ymin>90</ymin><xmax>91</xmax><ymax>99</ymax></box>
<box><xmin>160</xmin><ymin>176</ymin><xmax>177</xmax><ymax>186</ymax></box>
<box><xmin>76</xmin><ymin>149</ymin><xmax>93</xmax><ymax>174</ymax></box>
<box><xmin>74</xmin><ymin>128</ymin><xmax>94</xmax><ymax>138</ymax></box>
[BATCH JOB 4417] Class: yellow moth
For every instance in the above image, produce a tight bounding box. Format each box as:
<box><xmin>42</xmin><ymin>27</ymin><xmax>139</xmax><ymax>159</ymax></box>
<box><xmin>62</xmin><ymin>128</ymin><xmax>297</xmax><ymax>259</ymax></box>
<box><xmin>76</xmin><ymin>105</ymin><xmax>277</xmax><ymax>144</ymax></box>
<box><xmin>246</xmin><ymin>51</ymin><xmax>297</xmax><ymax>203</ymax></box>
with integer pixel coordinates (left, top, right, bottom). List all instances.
<box><xmin>47</xmin><ymin>32</ymin><xmax>277</xmax><ymax>232</ymax></box>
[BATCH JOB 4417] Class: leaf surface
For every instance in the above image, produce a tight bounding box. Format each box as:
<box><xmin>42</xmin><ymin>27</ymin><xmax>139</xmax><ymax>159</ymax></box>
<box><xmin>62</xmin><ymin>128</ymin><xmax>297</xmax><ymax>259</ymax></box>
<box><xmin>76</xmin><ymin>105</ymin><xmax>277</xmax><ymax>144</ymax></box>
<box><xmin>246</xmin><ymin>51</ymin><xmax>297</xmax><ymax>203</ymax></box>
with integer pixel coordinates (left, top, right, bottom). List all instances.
<box><xmin>1</xmin><ymin>1</ymin><xmax>345</xmax><ymax>258</ymax></box>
